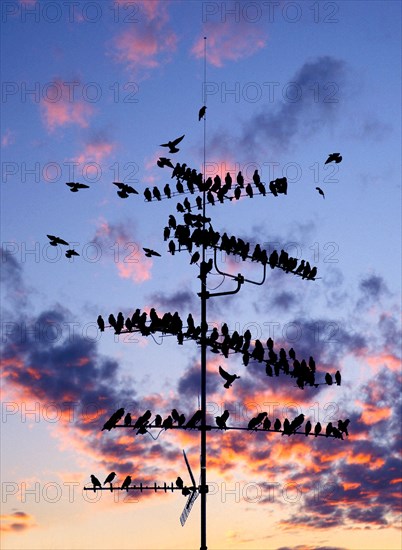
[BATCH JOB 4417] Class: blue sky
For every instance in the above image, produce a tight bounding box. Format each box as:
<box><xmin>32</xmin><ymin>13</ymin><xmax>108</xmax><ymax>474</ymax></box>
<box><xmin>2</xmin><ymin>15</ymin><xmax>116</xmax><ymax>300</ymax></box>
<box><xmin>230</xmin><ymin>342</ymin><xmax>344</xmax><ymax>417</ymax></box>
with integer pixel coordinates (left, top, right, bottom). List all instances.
<box><xmin>1</xmin><ymin>1</ymin><xmax>401</xmax><ymax>549</ymax></box>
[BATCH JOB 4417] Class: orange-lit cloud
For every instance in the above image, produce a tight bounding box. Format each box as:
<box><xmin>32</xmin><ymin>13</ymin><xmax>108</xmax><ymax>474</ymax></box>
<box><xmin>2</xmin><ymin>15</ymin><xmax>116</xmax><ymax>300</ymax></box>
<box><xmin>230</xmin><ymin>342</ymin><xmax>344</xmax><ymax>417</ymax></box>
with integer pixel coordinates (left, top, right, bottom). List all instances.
<box><xmin>0</xmin><ymin>511</ymin><xmax>36</xmax><ymax>533</ymax></box>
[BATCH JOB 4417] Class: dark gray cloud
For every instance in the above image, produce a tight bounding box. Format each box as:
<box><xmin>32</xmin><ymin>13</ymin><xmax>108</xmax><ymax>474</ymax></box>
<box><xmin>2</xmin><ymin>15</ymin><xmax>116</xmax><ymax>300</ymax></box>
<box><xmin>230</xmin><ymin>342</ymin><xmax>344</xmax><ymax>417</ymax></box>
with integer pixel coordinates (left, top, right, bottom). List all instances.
<box><xmin>147</xmin><ymin>290</ymin><xmax>197</xmax><ymax>312</ymax></box>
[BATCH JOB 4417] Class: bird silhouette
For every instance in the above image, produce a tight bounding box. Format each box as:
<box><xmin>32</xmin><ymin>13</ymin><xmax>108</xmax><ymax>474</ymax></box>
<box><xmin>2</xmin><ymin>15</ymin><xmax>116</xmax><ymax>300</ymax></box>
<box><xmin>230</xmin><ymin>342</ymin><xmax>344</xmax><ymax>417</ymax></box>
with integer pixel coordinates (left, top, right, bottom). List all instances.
<box><xmin>143</xmin><ymin>247</ymin><xmax>161</xmax><ymax>258</ymax></box>
<box><xmin>104</xmin><ymin>472</ymin><xmax>116</xmax><ymax>485</ymax></box>
<box><xmin>66</xmin><ymin>182</ymin><xmax>89</xmax><ymax>192</ymax></box>
<box><xmin>47</xmin><ymin>235</ymin><xmax>69</xmax><ymax>246</ymax></box>
<box><xmin>325</xmin><ymin>153</ymin><xmax>342</xmax><ymax>164</ymax></box>
<box><xmin>154</xmin><ymin>414</ymin><xmax>162</xmax><ymax>427</ymax></box>
<box><xmin>274</xmin><ymin>418</ymin><xmax>281</xmax><ymax>431</ymax></box>
<box><xmin>97</xmin><ymin>315</ymin><xmax>105</xmax><ymax>332</ymax></box>
<box><xmin>102</xmin><ymin>408</ymin><xmax>124</xmax><ymax>431</ymax></box>
<box><xmin>314</xmin><ymin>422</ymin><xmax>322</xmax><ymax>436</ymax></box>
<box><xmin>162</xmin><ymin>415</ymin><xmax>173</xmax><ymax>429</ymax></box>
<box><xmin>153</xmin><ymin>186</ymin><xmax>162</xmax><ymax>201</ymax></box>
<box><xmin>316</xmin><ymin>186</ymin><xmax>325</xmax><ymax>199</ymax></box>
<box><xmin>65</xmin><ymin>249</ymin><xmax>79</xmax><ymax>258</ymax></box>
<box><xmin>163</xmin><ymin>183</ymin><xmax>172</xmax><ymax>199</ymax></box>
<box><xmin>160</xmin><ymin>134</ymin><xmax>185</xmax><ymax>153</ymax></box>
<box><xmin>186</xmin><ymin>410</ymin><xmax>202</xmax><ymax>429</ymax></box>
<box><xmin>176</xmin><ymin>476</ymin><xmax>184</xmax><ymax>489</ymax></box>
<box><xmin>335</xmin><ymin>371</ymin><xmax>341</xmax><ymax>385</ymax></box>
<box><xmin>121</xmin><ymin>475</ymin><xmax>132</xmax><ymax>492</ymax></box>
<box><xmin>263</xmin><ymin>417</ymin><xmax>271</xmax><ymax>430</ymax></box>
<box><xmin>198</xmin><ymin>106</ymin><xmax>206</xmax><ymax>120</ymax></box>
<box><xmin>325</xmin><ymin>373</ymin><xmax>333</xmax><ymax>385</ymax></box>
<box><xmin>157</xmin><ymin>157</ymin><xmax>174</xmax><ymax>169</ymax></box>
<box><xmin>338</xmin><ymin>418</ymin><xmax>350</xmax><ymax>436</ymax></box>
<box><xmin>90</xmin><ymin>474</ymin><xmax>102</xmax><ymax>492</ymax></box>
<box><xmin>305</xmin><ymin>420</ymin><xmax>312</xmax><ymax>436</ymax></box>
<box><xmin>218</xmin><ymin>366</ymin><xmax>240</xmax><ymax>389</ymax></box>
<box><xmin>124</xmin><ymin>413</ymin><xmax>132</xmax><ymax>426</ymax></box>
<box><xmin>215</xmin><ymin>409</ymin><xmax>230</xmax><ymax>429</ymax></box>
<box><xmin>144</xmin><ymin>188</ymin><xmax>152</xmax><ymax>201</ymax></box>
<box><xmin>248</xmin><ymin>412</ymin><xmax>267</xmax><ymax>430</ymax></box>
<box><xmin>245</xmin><ymin>183</ymin><xmax>253</xmax><ymax>198</ymax></box>
<box><xmin>113</xmin><ymin>182</ymin><xmax>138</xmax><ymax>198</ymax></box>
<box><xmin>325</xmin><ymin>422</ymin><xmax>333</xmax><ymax>437</ymax></box>
<box><xmin>190</xmin><ymin>251</ymin><xmax>200</xmax><ymax>265</ymax></box>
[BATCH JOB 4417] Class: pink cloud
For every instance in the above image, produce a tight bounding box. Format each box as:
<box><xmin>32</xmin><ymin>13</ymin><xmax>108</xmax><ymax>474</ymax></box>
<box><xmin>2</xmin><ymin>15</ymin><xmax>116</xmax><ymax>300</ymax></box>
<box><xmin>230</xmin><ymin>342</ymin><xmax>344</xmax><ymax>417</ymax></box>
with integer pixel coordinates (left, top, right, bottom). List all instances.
<box><xmin>1</xmin><ymin>128</ymin><xmax>15</xmax><ymax>147</ymax></box>
<box><xmin>40</xmin><ymin>79</ymin><xmax>94</xmax><ymax>132</ymax></box>
<box><xmin>94</xmin><ymin>220</ymin><xmax>153</xmax><ymax>283</ymax></box>
<box><xmin>0</xmin><ymin>511</ymin><xmax>36</xmax><ymax>534</ymax></box>
<box><xmin>109</xmin><ymin>1</ymin><xmax>177</xmax><ymax>77</ymax></box>
<box><xmin>192</xmin><ymin>21</ymin><xmax>267</xmax><ymax>67</ymax></box>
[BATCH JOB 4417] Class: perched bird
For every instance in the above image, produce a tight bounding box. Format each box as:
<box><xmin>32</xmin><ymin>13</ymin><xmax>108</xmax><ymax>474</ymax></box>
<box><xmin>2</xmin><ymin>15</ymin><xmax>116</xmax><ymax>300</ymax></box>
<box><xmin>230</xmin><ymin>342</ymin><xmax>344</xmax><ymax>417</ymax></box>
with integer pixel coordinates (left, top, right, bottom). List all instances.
<box><xmin>97</xmin><ymin>315</ymin><xmax>105</xmax><ymax>332</ymax></box>
<box><xmin>245</xmin><ymin>183</ymin><xmax>253</xmax><ymax>198</ymax></box>
<box><xmin>218</xmin><ymin>366</ymin><xmax>240</xmax><ymax>389</ymax></box>
<box><xmin>325</xmin><ymin>153</ymin><xmax>342</xmax><ymax>164</ymax></box>
<box><xmin>103</xmin><ymin>472</ymin><xmax>116</xmax><ymax>485</ymax></box>
<box><xmin>157</xmin><ymin>157</ymin><xmax>174</xmax><ymax>168</ymax></box>
<box><xmin>274</xmin><ymin>418</ymin><xmax>281</xmax><ymax>431</ymax></box>
<box><xmin>175</xmin><ymin>477</ymin><xmax>184</xmax><ymax>489</ymax></box>
<box><xmin>316</xmin><ymin>186</ymin><xmax>325</xmax><ymax>199</ymax></box>
<box><xmin>335</xmin><ymin>370</ymin><xmax>341</xmax><ymax>385</ymax></box>
<box><xmin>66</xmin><ymin>181</ymin><xmax>89</xmax><ymax>192</ymax></box>
<box><xmin>190</xmin><ymin>251</ymin><xmax>200</xmax><ymax>265</ymax></box>
<box><xmin>215</xmin><ymin>410</ymin><xmax>230</xmax><ymax>430</ymax></box>
<box><xmin>263</xmin><ymin>417</ymin><xmax>271</xmax><ymax>430</ymax></box>
<box><xmin>133</xmin><ymin>410</ymin><xmax>152</xmax><ymax>430</ymax></box>
<box><xmin>102</xmin><ymin>408</ymin><xmax>125</xmax><ymax>431</ymax></box>
<box><xmin>325</xmin><ymin>373</ymin><xmax>333</xmax><ymax>385</ymax></box>
<box><xmin>168</xmin><ymin>240</ymin><xmax>176</xmax><ymax>255</ymax></box>
<box><xmin>185</xmin><ymin>410</ymin><xmax>202</xmax><ymax>429</ymax></box>
<box><xmin>198</xmin><ymin>105</ymin><xmax>206</xmax><ymax>121</ymax></box>
<box><xmin>154</xmin><ymin>414</ymin><xmax>162</xmax><ymax>427</ymax></box>
<box><xmin>144</xmin><ymin>188</ymin><xmax>152</xmax><ymax>201</ymax></box>
<box><xmin>47</xmin><ymin>235</ymin><xmax>69</xmax><ymax>246</ymax></box>
<box><xmin>338</xmin><ymin>418</ymin><xmax>350</xmax><ymax>436</ymax></box>
<box><xmin>326</xmin><ymin>422</ymin><xmax>333</xmax><ymax>437</ymax></box>
<box><xmin>65</xmin><ymin>249</ymin><xmax>79</xmax><ymax>258</ymax></box>
<box><xmin>90</xmin><ymin>474</ymin><xmax>102</xmax><ymax>492</ymax></box>
<box><xmin>124</xmin><ymin>413</ymin><xmax>132</xmax><ymax>426</ymax></box>
<box><xmin>305</xmin><ymin>420</ymin><xmax>312</xmax><ymax>436</ymax></box>
<box><xmin>143</xmin><ymin>247</ymin><xmax>161</xmax><ymax>258</ymax></box>
<box><xmin>248</xmin><ymin>412</ymin><xmax>267</xmax><ymax>430</ymax></box>
<box><xmin>121</xmin><ymin>475</ymin><xmax>132</xmax><ymax>492</ymax></box>
<box><xmin>160</xmin><ymin>134</ymin><xmax>185</xmax><ymax>154</ymax></box>
<box><xmin>153</xmin><ymin>186</ymin><xmax>162</xmax><ymax>201</ymax></box>
<box><xmin>162</xmin><ymin>415</ymin><xmax>173</xmax><ymax>430</ymax></box>
<box><xmin>314</xmin><ymin>422</ymin><xmax>322</xmax><ymax>437</ymax></box>
<box><xmin>163</xmin><ymin>183</ymin><xmax>172</xmax><ymax>199</ymax></box>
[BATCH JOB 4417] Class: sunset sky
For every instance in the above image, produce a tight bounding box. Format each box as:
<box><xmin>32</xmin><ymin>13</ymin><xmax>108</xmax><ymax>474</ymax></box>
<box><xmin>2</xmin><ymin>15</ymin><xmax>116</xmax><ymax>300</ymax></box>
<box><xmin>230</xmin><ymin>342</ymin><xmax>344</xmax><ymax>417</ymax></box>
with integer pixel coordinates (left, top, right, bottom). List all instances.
<box><xmin>1</xmin><ymin>1</ymin><xmax>401</xmax><ymax>549</ymax></box>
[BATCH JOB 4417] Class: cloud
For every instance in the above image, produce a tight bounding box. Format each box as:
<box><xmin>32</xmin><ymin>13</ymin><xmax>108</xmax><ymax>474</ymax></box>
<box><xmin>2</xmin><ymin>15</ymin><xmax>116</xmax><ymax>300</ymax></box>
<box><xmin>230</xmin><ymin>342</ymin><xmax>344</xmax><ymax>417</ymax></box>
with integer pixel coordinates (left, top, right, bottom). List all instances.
<box><xmin>0</xmin><ymin>511</ymin><xmax>36</xmax><ymax>533</ymax></box>
<box><xmin>70</xmin><ymin>136</ymin><xmax>116</xmax><ymax>179</ymax></box>
<box><xmin>40</xmin><ymin>79</ymin><xmax>94</xmax><ymax>132</ymax></box>
<box><xmin>109</xmin><ymin>1</ymin><xmax>177</xmax><ymax>78</ymax></box>
<box><xmin>93</xmin><ymin>220</ymin><xmax>153</xmax><ymax>283</ymax></box>
<box><xmin>1</xmin><ymin>128</ymin><xmax>15</xmax><ymax>147</ymax></box>
<box><xmin>192</xmin><ymin>17</ymin><xmax>267</xmax><ymax>67</ymax></box>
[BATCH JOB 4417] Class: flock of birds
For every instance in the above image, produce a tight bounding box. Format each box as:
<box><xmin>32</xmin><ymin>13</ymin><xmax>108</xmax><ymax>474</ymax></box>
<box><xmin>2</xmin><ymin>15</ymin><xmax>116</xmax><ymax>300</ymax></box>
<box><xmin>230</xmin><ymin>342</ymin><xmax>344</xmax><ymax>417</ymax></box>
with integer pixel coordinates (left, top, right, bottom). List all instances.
<box><xmin>97</xmin><ymin>308</ymin><xmax>341</xmax><ymax>390</ymax></box>
<box><xmin>88</xmin><ymin>472</ymin><xmax>196</xmax><ymax>496</ymax></box>
<box><xmin>163</xmin><ymin>212</ymin><xmax>318</xmax><ymax>280</ymax></box>
<box><xmin>99</xmin><ymin>405</ymin><xmax>350</xmax><ymax>440</ymax></box>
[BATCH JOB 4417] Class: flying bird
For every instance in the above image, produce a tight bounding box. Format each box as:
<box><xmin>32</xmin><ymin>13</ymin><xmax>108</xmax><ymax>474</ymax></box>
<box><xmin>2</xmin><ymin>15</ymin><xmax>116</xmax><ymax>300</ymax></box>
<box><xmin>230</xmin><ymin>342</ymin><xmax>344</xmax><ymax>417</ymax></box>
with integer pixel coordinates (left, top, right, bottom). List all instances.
<box><xmin>218</xmin><ymin>366</ymin><xmax>240</xmax><ymax>389</ymax></box>
<box><xmin>113</xmin><ymin>182</ymin><xmax>138</xmax><ymax>198</ymax></box>
<box><xmin>66</xmin><ymin>182</ymin><xmax>89</xmax><ymax>192</ymax></box>
<box><xmin>90</xmin><ymin>474</ymin><xmax>102</xmax><ymax>492</ymax></box>
<box><xmin>316</xmin><ymin>186</ymin><xmax>325</xmax><ymax>199</ymax></box>
<box><xmin>325</xmin><ymin>153</ymin><xmax>342</xmax><ymax>164</ymax></box>
<box><xmin>157</xmin><ymin>157</ymin><xmax>174</xmax><ymax>168</ymax></box>
<box><xmin>160</xmin><ymin>134</ymin><xmax>185</xmax><ymax>153</ymax></box>
<box><xmin>121</xmin><ymin>475</ymin><xmax>132</xmax><ymax>492</ymax></box>
<box><xmin>143</xmin><ymin>247</ymin><xmax>161</xmax><ymax>258</ymax></box>
<box><xmin>198</xmin><ymin>105</ymin><xmax>206</xmax><ymax>121</ymax></box>
<box><xmin>47</xmin><ymin>235</ymin><xmax>69</xmax><ymax>246</ymax></box>
<box><xmin>65</xmin><ymin>249</ymin><xmax>79</xmax><ymax>258</ymax></box>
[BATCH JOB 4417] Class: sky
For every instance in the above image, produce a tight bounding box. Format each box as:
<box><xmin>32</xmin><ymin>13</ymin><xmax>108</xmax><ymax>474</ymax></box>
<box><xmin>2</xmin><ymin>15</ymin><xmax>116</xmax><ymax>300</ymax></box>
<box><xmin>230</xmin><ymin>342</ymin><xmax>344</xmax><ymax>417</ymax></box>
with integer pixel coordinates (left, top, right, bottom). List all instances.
<box><xmin>1</xmin><ymin>0</ymin><xmax>401</xmax><ymax>549</ymax></box>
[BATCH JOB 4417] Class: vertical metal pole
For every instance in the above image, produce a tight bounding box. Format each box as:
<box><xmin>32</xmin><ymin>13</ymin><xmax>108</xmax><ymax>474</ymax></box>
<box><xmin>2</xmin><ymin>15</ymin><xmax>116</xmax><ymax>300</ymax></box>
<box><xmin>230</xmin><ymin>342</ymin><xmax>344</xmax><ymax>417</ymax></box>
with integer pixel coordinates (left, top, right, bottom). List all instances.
<box><xmin>200</xmin><ymin>36</ymin><xmax>208</xmax><ymax>550</ymax></box>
